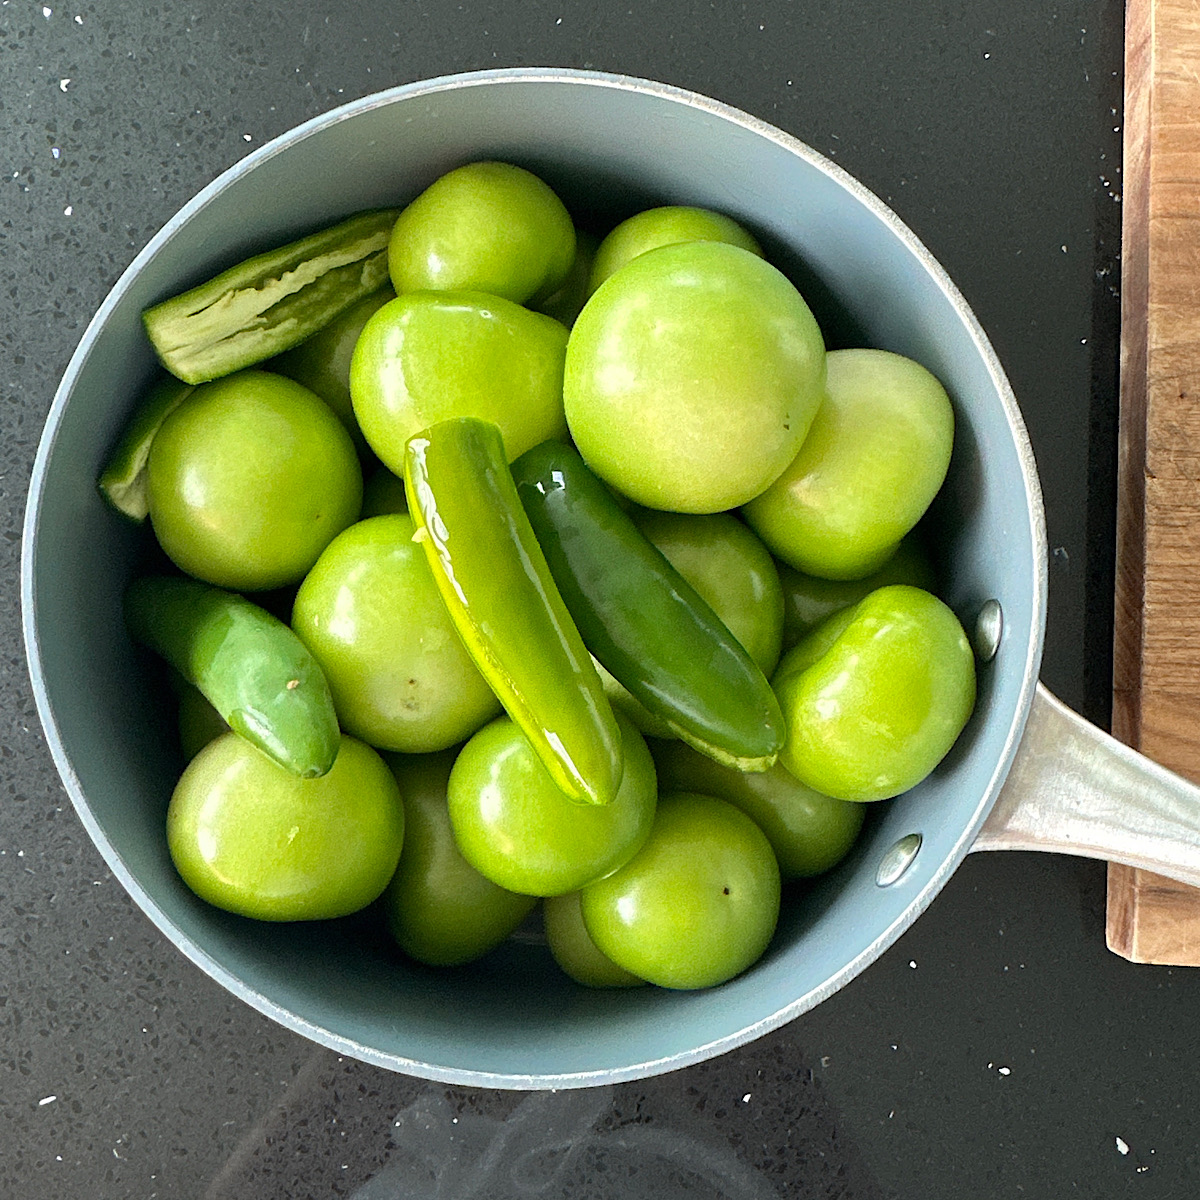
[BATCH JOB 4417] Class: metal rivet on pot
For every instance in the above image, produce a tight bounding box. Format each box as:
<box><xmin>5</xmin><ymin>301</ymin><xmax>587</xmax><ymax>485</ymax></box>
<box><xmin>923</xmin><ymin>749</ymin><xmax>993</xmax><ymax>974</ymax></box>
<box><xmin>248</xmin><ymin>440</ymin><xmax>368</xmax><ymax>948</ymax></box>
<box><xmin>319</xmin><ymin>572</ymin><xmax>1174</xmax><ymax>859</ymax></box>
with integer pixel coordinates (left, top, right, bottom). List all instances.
<box><xmin>973</xmin><ymin>599</ymin><xmax>1003</xmax><ymax>662</ymax></box>
<box><xmin>876</xmin><ymin>833</ymin><xmax>922</xmax><ymax>887</ymax></box>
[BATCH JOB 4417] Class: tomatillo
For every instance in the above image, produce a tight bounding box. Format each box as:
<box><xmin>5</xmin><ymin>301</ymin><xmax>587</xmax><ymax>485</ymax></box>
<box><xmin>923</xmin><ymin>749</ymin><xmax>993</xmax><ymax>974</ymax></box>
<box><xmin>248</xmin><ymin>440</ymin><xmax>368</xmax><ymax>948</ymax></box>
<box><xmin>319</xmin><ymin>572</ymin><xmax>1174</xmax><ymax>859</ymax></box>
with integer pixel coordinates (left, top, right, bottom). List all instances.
<box><xmin>743</xmin><ymin>348</ymin><xmax>953</xmax><ymax>580</ymax></box>
<box><xmin>291</xmin><ymin>514</ymin><xmax>501</xmax><ymax>754</ymax></box>
<box><xmin>381</xmin><ymin>750</ymin><xmax>536</xmax><ymax>967</ymax></box>
<box><xmin>350</xmin><ymin>291</ymin><xmax>569</xmax><ymax>474</ymax></box>
<box><xmin>447</xmin><ymin>713</ymin><xmax>657</xmax><ymax>898</ymax></box>
<box><xmin>565</xmin><ymin>240</ymin><xmax>825</xmax><ymax>514</ymax></box>
<box><xmin>167</xmin><ymin>733</ymin><xmax>404</xmax><ymax>921</ymax></box>
<box><xmin>772</xmin><ymin>585</ymin><xmax>975</xmax><ymax>802</ymax></box>
<box><xmin>145</xmin><ymin>369</ymin><xmax>362</xmax><ymax>591</ymax></box>
<box><xmin>580</xmin><ymin>791</ymin><xmax>780</xmax><ymax>990</ymax></box>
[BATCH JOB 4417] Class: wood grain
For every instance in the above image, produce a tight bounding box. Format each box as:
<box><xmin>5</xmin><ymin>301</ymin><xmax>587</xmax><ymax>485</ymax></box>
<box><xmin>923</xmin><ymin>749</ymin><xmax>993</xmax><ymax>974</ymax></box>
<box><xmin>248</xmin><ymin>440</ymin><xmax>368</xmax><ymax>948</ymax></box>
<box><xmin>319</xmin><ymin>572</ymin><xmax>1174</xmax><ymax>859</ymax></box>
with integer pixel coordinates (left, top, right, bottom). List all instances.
<box><xmin>1107</xmin><ymin>0</ymin><xmax>1200</xmax><ymax>964</ymax></box>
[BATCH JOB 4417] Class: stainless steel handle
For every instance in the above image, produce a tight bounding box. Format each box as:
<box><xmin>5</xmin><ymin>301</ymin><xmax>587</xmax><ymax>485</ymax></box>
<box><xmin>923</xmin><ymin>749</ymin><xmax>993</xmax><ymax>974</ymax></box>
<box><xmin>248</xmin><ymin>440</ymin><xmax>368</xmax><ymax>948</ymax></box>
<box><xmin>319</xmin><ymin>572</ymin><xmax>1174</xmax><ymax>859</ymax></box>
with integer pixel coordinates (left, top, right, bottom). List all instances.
<box><xmin>972</xmin><ymin>682</ymin><xmax>1200</xmax><ymax>887</ymax></box>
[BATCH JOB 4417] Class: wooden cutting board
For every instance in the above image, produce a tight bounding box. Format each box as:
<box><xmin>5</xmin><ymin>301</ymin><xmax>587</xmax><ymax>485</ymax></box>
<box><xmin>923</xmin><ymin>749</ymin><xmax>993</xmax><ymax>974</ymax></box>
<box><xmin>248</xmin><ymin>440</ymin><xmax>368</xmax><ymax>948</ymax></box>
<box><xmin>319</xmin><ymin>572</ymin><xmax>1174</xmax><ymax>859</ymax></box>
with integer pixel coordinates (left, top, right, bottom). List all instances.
<box><xmin>1106</xmin><ymin>0</ymin><xmax>1200</xmax><ymax>964</ymax></box>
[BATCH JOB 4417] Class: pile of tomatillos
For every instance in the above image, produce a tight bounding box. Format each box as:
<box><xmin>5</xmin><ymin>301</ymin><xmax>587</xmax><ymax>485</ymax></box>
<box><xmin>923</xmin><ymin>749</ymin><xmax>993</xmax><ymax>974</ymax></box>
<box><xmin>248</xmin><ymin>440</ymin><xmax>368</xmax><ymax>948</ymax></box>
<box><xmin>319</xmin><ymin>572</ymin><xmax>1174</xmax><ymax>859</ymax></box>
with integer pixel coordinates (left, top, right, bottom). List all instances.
<box><xmin>101</xmin><ymin>161</ymin><xmax>977</xmax><ymax>992</ymax></box>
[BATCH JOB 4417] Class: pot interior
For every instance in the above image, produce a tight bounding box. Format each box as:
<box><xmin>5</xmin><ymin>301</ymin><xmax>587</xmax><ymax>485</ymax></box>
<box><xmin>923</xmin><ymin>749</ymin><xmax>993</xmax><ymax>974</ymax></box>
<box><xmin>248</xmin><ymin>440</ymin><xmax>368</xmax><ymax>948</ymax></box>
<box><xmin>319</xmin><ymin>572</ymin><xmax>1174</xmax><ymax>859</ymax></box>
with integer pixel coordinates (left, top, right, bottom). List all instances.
<box><xmin>24</xmin><ymin>70</ymin><xmax>1046</xmax><ymax>1087</ymax></box>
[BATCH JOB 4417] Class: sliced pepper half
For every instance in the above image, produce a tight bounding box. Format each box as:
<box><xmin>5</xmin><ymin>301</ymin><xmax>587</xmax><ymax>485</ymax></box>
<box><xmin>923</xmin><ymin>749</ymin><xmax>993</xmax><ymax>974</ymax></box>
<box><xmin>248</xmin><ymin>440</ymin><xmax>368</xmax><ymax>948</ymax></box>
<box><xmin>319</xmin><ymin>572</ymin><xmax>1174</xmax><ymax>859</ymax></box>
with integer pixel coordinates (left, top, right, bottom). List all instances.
<box><xmin>143</xmin><ymin>209</ymin><xmax>400</xmax><ymax>385</ymax></box>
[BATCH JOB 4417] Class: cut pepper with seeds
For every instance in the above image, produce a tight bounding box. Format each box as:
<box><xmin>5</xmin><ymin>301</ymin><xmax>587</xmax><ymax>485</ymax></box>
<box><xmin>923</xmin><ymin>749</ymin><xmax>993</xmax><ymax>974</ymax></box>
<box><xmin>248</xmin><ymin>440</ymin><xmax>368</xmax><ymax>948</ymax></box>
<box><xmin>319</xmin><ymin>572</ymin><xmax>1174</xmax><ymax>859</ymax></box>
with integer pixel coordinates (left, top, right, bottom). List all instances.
<box><xmin>143</xmin><ymin>209</ymin><xmax>400</xmax><ymax>385</ymax></box>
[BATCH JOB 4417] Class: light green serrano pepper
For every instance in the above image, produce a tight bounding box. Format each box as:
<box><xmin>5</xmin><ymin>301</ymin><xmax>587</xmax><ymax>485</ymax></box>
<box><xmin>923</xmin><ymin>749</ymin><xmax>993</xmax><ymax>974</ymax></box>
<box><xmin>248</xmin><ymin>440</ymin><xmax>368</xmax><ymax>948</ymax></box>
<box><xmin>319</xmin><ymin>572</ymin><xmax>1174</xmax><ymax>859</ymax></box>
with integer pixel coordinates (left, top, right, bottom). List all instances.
<box><xmin>404</xmin><ymin>417</ymin><xmax>625</xmax><ymax>806</ymax></box>
<box><xmin>143</xmin><ymin>209</ymin><xmax>400</xmax><ymax>385</ymax></box>
<box><xmin>125</xmin><ymin>576</ymin><xmax>340</xmax><ymax>778</ymax></box>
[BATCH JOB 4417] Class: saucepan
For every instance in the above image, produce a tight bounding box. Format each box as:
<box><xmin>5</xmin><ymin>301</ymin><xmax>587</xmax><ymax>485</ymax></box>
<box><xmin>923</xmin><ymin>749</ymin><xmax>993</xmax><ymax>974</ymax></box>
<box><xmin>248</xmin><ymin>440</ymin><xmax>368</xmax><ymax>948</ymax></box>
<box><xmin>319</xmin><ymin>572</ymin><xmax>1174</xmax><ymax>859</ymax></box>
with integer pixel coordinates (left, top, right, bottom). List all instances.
<box><xmin>22</xmin><ymin>68</ymin><xmax>1200</xmax><ymax>1089</ymax></box>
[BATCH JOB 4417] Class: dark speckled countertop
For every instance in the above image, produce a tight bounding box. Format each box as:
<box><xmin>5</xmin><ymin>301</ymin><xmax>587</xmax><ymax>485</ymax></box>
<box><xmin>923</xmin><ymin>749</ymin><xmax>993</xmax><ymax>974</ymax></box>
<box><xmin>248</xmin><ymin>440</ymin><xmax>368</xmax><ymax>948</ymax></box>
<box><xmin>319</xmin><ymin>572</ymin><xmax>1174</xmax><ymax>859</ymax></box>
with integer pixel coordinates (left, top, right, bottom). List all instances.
<box><xmin>4</xmin><ymin>2</ymin><xmax>1199</xmax><ymax>1197</ymax></box>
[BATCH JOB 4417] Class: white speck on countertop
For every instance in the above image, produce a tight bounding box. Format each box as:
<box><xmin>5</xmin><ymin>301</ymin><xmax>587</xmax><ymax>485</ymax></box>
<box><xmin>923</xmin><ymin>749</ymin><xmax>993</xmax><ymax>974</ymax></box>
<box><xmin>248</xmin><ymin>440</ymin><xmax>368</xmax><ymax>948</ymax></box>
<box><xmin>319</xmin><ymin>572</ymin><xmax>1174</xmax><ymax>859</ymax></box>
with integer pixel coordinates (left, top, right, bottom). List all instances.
<box><xmin>59</xmin><ymin>78</ymin><xmax>71</xmax><ymax>92</ymax></box>
<box><xmin>998</xmin><ymin>1066</ymin><xmax>1011</xmax><ymax>1076</ymax></box>
<box><xmin>242</xmin><ymin>133</ymin><xmax>252</xmax><ymax>142</ymax></box>
<box><xmin>42</xmin><ymin>5</ymin><xmax>51</xmax><ymax>16</ymax></box>
<box><xmin>74</xmin><ymin>12</ymin><xmax>82</xmax><ymax>22</ymax></box>
<box><xmin>63</xmin><ymin>205</ymin><xmax>72</xmax><ymax>216</ymax></box>
<box><xmin>909</xmin><ymin>960</ymin><xmax>917</xmax><ymax>968</ymax></box>
<box><xmin>38</xmin><ymin>1096</ymin><xmax>57</xmax><ymax>1106</ymax></box>
<box><xmin>51</xmin><ymin>146</ymin><xmax>60</xmax><ymax>158</ymax></box>
<box><xmin>1116</xmin><ymin>1136</ymin><xmax>1130</xmax><ymax>1155</ymax></box>
<box><xmin>742</xmin><ymin>1093</ymin><xmax>751</xmax><ymax>1103</ymax></box>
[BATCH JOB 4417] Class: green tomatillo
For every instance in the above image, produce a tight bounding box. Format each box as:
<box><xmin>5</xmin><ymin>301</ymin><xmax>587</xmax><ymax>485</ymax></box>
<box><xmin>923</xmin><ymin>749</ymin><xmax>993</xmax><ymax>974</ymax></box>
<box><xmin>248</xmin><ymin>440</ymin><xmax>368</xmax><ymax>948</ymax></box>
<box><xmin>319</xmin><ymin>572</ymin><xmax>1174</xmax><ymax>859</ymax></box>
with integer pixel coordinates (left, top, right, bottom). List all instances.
<box><xmin>291</xmin><ymin>514</ymin><xmax>501</xmax><ymax>754</ymax></box>
<box><xmin>543</xmin><ymin>890</ymin><xmax>645</xmax><ymax>989</ymax></box>
<box><xmin>586</xmin><ymin>204</ymin><xmax>762</xmax><ymax>296</ymax></box>
<box><xmin>167</xmin><ymin>732</ymin><xmax>405</xmax><ymax>921</ymax></box>
<box><xmin>743</xmin><ymin>348</ymin><xmax>954</xmax><ymax>580</ymax></box>
<box><xmin>447</xmin><ymin>713</ymin><xmax>657</xmax><ymax>898</ymax></box>
<box><xmin>580</xmin><ymin>791</ymin><xmax>780</xmax><ymax>990</ymax></box>
<box><xmin>649</xmin><ymin>738</ymin><xmax>865</xmax><ymax>880</ymax></box>
<box><xmin>145</xmin><ymin>369</ymin><xmax>362</xmax><ymax>592</ymax></box>
<box><xmin>381</xmin><ymin>749</ymin><xmax>537</xmax><ymax>967</ymax></box>
<box><xmin>387</xmin><ymin>161</ymin><xmax>575</xmax><ymax>305</ymax></box>
<box><xmin>564</xmin><ymin>240</ymin><xmax>826</xmax><ymax>514</ymax></box>
<box><xmin>772</xmin><ymin>585</ymin><xmax>975</xmax><ymax>802</ymax></box>
<box><xmin>350</xmin><ymin>291</ymin><xmax>569</xmax><ymax>474</ymax></box>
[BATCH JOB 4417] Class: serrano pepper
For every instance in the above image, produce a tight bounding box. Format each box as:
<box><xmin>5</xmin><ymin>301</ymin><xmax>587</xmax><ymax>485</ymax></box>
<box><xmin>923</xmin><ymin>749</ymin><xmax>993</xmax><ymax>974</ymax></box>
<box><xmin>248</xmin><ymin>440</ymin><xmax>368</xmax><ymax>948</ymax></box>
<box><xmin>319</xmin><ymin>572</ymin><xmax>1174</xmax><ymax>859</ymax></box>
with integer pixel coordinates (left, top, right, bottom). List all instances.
<box><xmin>404</xmin><ymin>418</ymin><xmax>623</xmax><ymax>806</ymax></box>
<box><xmin>125</xmin><ymin>575</ymin><xmax>340</xmax><ymax>778</ymax></box>
<box><xmin>512</xmin><ymin>440</ymin><xmax>784</xmax><ymax>772</ymax></box>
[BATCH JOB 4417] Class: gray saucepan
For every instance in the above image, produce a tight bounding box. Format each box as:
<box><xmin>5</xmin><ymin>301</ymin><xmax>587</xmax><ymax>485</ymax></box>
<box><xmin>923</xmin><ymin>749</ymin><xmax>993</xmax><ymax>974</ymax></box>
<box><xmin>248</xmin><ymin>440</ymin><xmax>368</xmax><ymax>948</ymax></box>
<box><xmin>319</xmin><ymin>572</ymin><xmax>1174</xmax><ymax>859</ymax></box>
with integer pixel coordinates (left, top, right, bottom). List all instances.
<box><xmin>22</xmin><ymin>68</ymin><xmax>1200</xmax><ymax>1089</ymax></box>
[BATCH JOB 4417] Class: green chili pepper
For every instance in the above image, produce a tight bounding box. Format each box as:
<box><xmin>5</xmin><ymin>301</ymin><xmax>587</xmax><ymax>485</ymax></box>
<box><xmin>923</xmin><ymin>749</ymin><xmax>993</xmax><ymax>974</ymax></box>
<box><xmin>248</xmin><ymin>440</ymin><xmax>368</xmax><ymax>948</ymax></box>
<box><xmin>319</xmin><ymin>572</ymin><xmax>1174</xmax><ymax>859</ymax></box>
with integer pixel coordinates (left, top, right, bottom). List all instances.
<box><xmin>404</xmin><ymin>418</ymin><xmax>624</xmax><ymax>806</ymax></box>
<box><xmin>143</xmin><ymin>209</ymin><xmax>400</xmax><ymax>385</ymax></box>
<box><xmin>125</xmin><ymin>575</ymin><xmax>340</xmax><ymax>778</ymax></box>
<box><xmin>98</xmin><ymin>375</ymin><xmax>194</xmax><ymax>521</ymax></box>
<box><xmin>511</xmin><ymin>441</ymin><xmax>784</xmax><ymax>773</ymax></box>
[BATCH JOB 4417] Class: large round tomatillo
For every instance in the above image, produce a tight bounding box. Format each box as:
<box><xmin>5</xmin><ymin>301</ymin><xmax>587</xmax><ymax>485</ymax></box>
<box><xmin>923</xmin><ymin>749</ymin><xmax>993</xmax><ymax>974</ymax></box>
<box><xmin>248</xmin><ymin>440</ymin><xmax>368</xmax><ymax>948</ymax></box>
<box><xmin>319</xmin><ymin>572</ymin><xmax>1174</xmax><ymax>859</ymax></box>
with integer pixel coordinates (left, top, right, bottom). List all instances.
<box><xmin>564</xmin><ymin>241</ymin><xmax>826</xmax><ymax>514</ymax></box>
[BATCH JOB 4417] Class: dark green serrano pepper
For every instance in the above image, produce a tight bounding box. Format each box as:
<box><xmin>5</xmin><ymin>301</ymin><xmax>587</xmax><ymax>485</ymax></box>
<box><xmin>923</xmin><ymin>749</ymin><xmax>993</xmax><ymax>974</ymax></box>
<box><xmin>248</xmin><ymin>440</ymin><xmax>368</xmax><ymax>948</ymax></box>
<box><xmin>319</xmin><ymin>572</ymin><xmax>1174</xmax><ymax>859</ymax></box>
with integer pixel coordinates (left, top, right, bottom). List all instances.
<box><xmin>405</xmin><ymin>418</ymin><xmax>624</xmax><ymax>807</ymax></box>
<box><xmin>125</xmin><ymin>576</ymin><xmax>340</xmax><ymax>778</ymax></box>
<box><xmin>511</xmin><ymin>442</ymin><xmax>785</xmax><ymax>772</ymax></box>
<box><xmin>143</xmin><ymin>209</ymin><xmax>400</xmax><ymax>385</ymax></box>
